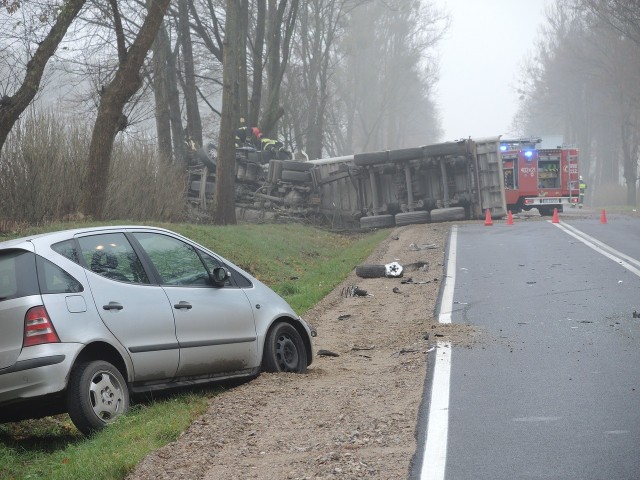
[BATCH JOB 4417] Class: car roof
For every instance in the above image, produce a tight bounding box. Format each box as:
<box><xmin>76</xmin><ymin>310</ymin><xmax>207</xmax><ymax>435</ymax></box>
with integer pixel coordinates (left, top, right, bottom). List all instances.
<box><xmin>0</xmin><ymin>225</ymin><xmax>178</xmax><ymax>250</ymax></box>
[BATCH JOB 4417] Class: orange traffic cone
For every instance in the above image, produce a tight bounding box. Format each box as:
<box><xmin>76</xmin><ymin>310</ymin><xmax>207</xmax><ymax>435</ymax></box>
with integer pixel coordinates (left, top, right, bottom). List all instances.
<box><xmin>552</xmin><ymin>208</ymin><xmax>559</xmax><ymax>223</ymax></box>
<box><xmin>507</xmin><ymin>210</ymin><xmax>514</xmax><ymax>225</ymax></box>
<box><xmin>484</xmin><ymin>209</ymin><xmax>493</xmax><ymax>226</ymax></box>
<box><xmin>600</xmin><ymin>209</ymin><xmax>607</xmax><ymax>224</ymax></box>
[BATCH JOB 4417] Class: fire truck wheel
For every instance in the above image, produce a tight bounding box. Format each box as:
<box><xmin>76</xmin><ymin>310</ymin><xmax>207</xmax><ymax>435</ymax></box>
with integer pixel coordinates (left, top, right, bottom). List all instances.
<box><xmin>395</xmin><ymin>211</ymin><xmax>430</xmax><ymax>226</ymax></box>
<box><xmin>538</xmin><ymin>207</ymin><xmax>553</xmax><ymax>217</ymax></box>
<box><xmin>359</xmin><ymin>214</ymin><xmax>395</xmax><ymax>228</ymax></box>
<box><xmin>281</xmin><ymin>160</ymin><xmax>312</xmax><ymax>172</ymax></box>
<box><xmin>281</xmin><ymin>170</ymin><xmax>312</xmax><ymax>183</ymax></box>
<box><xmin>355</xmin><ymin>264</ymin><xmax>387</xmax><ymax>278</ymax></box>
<box><xmin>430</xmin><ymin>207</ymin><xmax>466</xmax><ymax>223</ymax></box>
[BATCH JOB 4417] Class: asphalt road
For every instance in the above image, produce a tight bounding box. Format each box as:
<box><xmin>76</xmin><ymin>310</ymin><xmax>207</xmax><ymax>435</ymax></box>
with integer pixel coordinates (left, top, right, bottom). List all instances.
<box><xmin>413</xmin><ymin>212</ymin><xmax>640</xmax><ymax>480</ymax></box>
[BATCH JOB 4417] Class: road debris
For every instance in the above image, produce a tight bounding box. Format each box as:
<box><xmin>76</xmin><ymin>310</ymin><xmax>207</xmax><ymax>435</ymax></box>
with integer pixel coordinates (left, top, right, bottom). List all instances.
<box><xmin>341</xmin><ymin>285</ymin><xmax>370</xmax><ymax>297</ymax></box>
<box><xmin>317</xmin><ymin>349</ymin><xmax>340</xmax><ymax>357</ymax></box>
<box><xmin>409</xmin><ymin>243</ymin><xmax>437</xmax><ymax>251</ymax></box>
<box><xmin>404</xmin><ymin>261</ymin><xmax>429</xmax><ymax>272</ymax></box>
<box><xmin>338</xmin><ymin>314</ymin><xmax>352</xmax><ymax>321</ymax></box>
<box><xmin>392</xmin><ymin>287</ymin><xmax>401</xmax><ymax>294</ymax></box>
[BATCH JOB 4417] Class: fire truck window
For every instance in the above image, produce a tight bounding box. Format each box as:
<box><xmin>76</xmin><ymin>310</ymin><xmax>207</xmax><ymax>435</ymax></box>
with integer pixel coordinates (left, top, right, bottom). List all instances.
<box><xmin>538</xmin><ymin>158</ymin><xmax>560</xmax><ymax>189</ymax></box>
<box><xmin>504</xmin><ymin>169</ymin><xmax>514</xmax><ymax>189</ymax></box>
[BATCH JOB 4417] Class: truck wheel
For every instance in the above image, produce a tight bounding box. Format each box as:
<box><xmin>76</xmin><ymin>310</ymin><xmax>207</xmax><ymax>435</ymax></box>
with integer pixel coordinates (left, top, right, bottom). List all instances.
<box><xmin>360</xmin><ymin>214</ymin><xmax>395</xmax><ymax>228</ymax></box>
<box><xmin>67</xmin><ymin>360</ymin><xmax>129</xmax><ymax>436</ymax></box>
<box><xmin>395</xmin><ymin>211</ymin><xmax>430</xmax><ymax>226</ymax></box>
<box><xmin>355</xmin><ymin>264</ymin><xmax>387</xmax><ymax>278</ymax></box>
<box><xmin>281</xmin><ymin>170</ymin><xmax>312</xmax><ymax>183</ymax></box>
<box><xmin>282</xmin><ymin>160</ymin><xmax>312</xmax><ymax>172</ymax></box>
<box><xmin>430</xmin><ymin>207</ymin><xmax>466</xmax><ymax>223</ymax></box>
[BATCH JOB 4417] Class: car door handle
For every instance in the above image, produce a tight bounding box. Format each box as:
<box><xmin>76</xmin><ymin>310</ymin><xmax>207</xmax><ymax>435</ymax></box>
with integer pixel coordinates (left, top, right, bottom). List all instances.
<box><xmin>174</xmin><ymin>301</ymin><xmax>193</xmax><ymax>310</ymax></box>
<box><xmin>103</xmin><ymin>302</ymin><xmax>123</xmax><ymax>311</ymax></box>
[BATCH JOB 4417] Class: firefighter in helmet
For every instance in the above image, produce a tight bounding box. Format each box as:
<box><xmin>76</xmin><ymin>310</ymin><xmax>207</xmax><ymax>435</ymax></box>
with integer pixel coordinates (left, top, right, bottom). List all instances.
<box><xmin>578</xmin><ymin>175</ymin><xmax>587</xmax><ymax>208</ymax></box>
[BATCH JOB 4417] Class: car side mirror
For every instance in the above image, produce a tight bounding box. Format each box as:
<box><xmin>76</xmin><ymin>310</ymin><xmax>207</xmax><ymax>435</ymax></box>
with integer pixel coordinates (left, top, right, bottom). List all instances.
<box><xmin>210</xmin><ymin>266</ymin><xmax>230</xmax><ymax>287</ymax></box>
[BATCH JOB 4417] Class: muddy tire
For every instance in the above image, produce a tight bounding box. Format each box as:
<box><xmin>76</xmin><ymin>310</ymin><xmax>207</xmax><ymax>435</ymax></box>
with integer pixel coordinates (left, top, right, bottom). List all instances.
<box><xmin>355</xmin><ymin>264</ymin><xmax>387</xmax><ymax>278</ymax></box>
<box><xmin>430</xmin><ymin>207</ymin><xmax>466</xmax><ymax>223</ymax></box>
<box><xmin>281</xmin><ymin>170</ymin><xmax>312</xmax><ymax>183</ymax></box>
<box><xmin>67</xmin><ymin>360</ymin><xmax>129</xmax><ymax>436</ymax></box>
<box><xmin>263</xmin><ymin>322</ymin><xmax>308</xmax><ymax>373</ymax></box>
<box><xmin>360</xmin><ymin>214</ymin><xmax>395</xmax><ymax>228</ymax></box>
<box><xmin>395</xmin><ymin>211</ymin><xmax>430</xmax><ymax>226</ymax></box>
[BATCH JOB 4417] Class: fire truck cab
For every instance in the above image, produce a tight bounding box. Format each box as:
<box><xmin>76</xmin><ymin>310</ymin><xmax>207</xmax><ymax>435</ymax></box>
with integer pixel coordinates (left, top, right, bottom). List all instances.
<box><xmin>500</xmin><ymin>137</ymin><xmax>579</xmax><ymax>216</ymax></box>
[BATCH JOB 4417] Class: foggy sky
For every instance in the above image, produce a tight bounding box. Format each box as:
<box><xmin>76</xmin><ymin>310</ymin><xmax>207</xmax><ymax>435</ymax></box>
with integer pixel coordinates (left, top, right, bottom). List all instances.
<box><xmin>435</xmin><ymin>0</ymin><xmax>549</xmax><ymax>141</ymax></box>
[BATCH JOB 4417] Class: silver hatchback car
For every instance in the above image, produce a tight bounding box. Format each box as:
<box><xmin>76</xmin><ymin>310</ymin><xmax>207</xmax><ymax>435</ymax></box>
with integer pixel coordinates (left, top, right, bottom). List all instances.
<box><xmin>0</xmin><ymin>226</ymin><xmax>315</xmax><ymax>435</ymax></box>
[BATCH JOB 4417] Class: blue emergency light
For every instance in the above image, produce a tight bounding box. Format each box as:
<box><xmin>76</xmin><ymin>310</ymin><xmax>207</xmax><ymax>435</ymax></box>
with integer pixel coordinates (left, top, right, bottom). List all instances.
<box><xmin>500</xmin><ymin>145</ymin><xmax>508</xmax><ymax>152</ymax></box>
<box><xmin>524</xmin><ymin>150</ymin><xmax>533</xmax><ymax>159</ymax></box>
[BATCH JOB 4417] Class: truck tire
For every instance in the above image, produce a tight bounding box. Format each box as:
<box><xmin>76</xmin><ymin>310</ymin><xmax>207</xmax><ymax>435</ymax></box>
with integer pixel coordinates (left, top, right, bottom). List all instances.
<box><xmin>354</xmin><ymin>147</ymin><xmax>423</xmax><ymax>166</ymax></box>
<box><xmin>281</xmin><ymin>170</ymin><xmax>312</xmax><ymax>183</ymax></box>
<box><xmin>395</xmin><ymin>211</ymin><xmax>430</xmax><ymax>226</ymax></box>
<box><xmin>360</xmin><ymin>214</ymin><xmax>395</xmax><ymax>228</ymax></box>
<box><xmin>430</xmin><ymin>207</ymin><xmax>466</xmax><ymax>223</ymax></box>
<box><xmin>282</xmin><ymin>160</ymin><xmax>312</xmax><ymax>172</ymax></box>
<box><xmin>355</xmin><ymin>264</ymin><xmax>387</xmax><ymax>278</ymax></box>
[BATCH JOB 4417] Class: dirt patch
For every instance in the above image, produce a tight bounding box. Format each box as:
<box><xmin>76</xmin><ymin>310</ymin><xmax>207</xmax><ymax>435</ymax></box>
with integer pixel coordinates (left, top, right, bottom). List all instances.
<box><xmin>127</xmin><ymin>223</ymin><xmax>477</xmax><ymax>480</ymax></box>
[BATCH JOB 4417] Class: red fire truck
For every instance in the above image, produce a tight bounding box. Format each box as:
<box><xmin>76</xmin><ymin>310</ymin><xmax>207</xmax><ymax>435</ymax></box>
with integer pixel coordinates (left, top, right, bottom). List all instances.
<box><xmin>500</xmin><ymin>138</ymin><xmax>580</xmax><ymax>216</ymax></box>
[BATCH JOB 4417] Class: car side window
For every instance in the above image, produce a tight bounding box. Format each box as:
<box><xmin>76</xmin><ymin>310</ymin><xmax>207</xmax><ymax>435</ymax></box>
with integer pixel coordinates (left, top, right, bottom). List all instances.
<box><xmin>52</xmin><ymin>239</ymin><xmax>81</xmax><ymax>264</ymax></box>
<box><xmin>36</xmin><ymin>257</ymin><xmax>83</xmax><ymax>294</ymax></box>
<box><xmin>0</xmin><ymin>250</ymin><xmax>39</xmax><ymax>301</ymax></box>
<box><xmin>77</xmin><ymin>233</ymin><xmax>150</xmax><ymax>284</ymax></box>
<box><xmin>133</xmin><ymin>233</ymin><xmax>211</xmax><ymax>286</ymax></box>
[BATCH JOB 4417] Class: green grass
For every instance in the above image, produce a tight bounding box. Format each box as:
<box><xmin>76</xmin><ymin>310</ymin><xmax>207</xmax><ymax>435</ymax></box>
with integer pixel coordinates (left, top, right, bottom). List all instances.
<box><xmin>0</xmin><ymin>221</ymin><xmax>389</xmax><ymax>479</ymax></box>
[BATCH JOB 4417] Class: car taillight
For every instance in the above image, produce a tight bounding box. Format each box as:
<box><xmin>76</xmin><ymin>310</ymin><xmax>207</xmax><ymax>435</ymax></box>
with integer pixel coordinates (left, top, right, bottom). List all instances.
<box><xmin>23</xmin><ymin>306</ymin><xmax>60</xmax><ymax>347</ymax></box>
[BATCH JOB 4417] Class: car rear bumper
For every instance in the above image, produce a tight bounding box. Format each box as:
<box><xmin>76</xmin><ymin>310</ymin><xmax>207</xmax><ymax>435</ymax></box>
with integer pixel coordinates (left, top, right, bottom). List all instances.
<box><xmin>0</xmin><ymin>343</ymin><xmax>82</xmax><ymax>404</ymax></box>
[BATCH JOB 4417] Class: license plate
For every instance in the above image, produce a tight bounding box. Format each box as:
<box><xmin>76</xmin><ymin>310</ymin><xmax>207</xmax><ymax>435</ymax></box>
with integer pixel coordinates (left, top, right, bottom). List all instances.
<box><xmin>541</xmin><ymin>198</ymin><xmax>557</xmax><ymax>204</ymax></box>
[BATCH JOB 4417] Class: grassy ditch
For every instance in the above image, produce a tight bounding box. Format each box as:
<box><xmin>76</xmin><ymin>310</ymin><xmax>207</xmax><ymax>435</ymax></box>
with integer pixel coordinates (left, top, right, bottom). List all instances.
<box><xmin>0</xmin><ymin>222</ymin><xmax>389</xmax><ymax>480</ymax></box>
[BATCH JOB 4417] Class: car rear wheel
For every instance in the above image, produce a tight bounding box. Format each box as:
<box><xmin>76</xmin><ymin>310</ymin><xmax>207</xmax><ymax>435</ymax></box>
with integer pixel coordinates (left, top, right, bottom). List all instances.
<box><xmin>263</xmin><ymin>322</ymin><xmax>308</xmax><ymax>373</ymax></box>
<box><xmin>67</xmin><ymin>360</ymin><xmax>129</xmax><ymax>436</ymax></box>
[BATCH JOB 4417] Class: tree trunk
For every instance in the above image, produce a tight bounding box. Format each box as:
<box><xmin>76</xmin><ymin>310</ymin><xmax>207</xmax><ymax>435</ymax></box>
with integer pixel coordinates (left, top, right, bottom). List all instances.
<box><xmin>213</xmin><ymin>0</ymin><xmax>241</xmax><ymax>225</ymax></box>
<box><xmin>0</xmin><ymin>0</ymin><xmax>86</xmax><ymax>152</ymax></box>
<box><xmin>238</xmin><ymin>0</ymin><xmax>249</xmax><ymax>121</ymax></box>
<box><xmin>179</xmin><ymin>0</ymin><xmax>203</xmax><ymax>147</ymax></box>
<box><xmin>80</xmin><ymin>0</ymin><xmax>171</xmax><ymax>219</ymax></box>
<box><xmin>152</xmin><ymin>22</ymin><xmax>173</xmax><ymax>164</ymax></box>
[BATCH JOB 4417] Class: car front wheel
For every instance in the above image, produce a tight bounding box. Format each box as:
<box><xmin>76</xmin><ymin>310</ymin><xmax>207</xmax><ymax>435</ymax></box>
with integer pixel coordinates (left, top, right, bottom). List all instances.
<box><xmin>67</xmin><ymin>360</ymin><xmax>129</xmax><ymax>435</ymax></box>
<box><xmin>263</xmin><ymin>322</ymin><xmax>308</xmax><ymax>373</ymax></box>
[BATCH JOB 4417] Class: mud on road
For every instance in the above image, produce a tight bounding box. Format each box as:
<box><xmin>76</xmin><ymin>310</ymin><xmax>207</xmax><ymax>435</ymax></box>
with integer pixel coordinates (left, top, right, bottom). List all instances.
<box><xmin>127</xmin><ymin>223</ymin><xmax>478</xmax><ymax>480</ymax></box>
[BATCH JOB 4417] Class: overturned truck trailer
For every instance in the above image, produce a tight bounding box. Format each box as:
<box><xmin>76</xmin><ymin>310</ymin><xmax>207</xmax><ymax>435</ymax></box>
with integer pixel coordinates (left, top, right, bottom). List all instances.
<box><xmin>255</xmin><ymin>137</ymin><xmax>506</xmax><ymax>228</ymax></box>
<box><xmin>189</xmin><ymin>138</ymin><xmax>507</xmax><ymax>228</ymax></box>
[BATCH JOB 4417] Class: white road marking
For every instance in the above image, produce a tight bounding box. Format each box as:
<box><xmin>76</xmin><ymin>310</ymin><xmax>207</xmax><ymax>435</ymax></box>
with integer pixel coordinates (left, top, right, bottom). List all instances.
<box><xmin>421</xmin><ymin>226</ymin><xmax>457</xmax><ymax>480</ymax></box>
<box><xmin>438</xmin><ymin>226</ymin><xmax>458</xmax><ymax>325</ymax></box>
<box><xmin>552</xmin><ymin>222</ymin><xmax>640</xmax><ymax>277</ymax></box>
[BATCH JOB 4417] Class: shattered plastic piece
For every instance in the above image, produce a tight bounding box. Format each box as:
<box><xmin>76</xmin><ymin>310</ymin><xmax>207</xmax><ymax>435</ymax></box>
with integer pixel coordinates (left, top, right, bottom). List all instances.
<box><xmin>338</xmin><ymin>314</ymin><xmax>352</xmax><ymax>321</ymax></box>
<box><xmin>392</xmin><ymin>287</ymin><xmax>401</xmax><ymax>294</ymax></box>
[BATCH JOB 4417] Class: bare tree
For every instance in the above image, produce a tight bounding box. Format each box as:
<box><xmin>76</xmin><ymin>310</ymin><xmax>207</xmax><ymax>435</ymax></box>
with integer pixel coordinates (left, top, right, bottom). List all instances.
<box><xmin>80</xmin><ymin>0</ymin><xmax>171</xmax><ymax>218</ymax></box>
<box><xmin>260</xmin><ymin>0</ymin><xmax>299</xmax><ymax>137</ymax></box>
<box><xmin>179</xmin><ymin>0</ymin><xmax>203</xmax><ymax>147</ymax></box>
<box><xmin>0</xmin><ymin>0</ymin><xmax>87</xmax><ymax>153</ymax></box>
